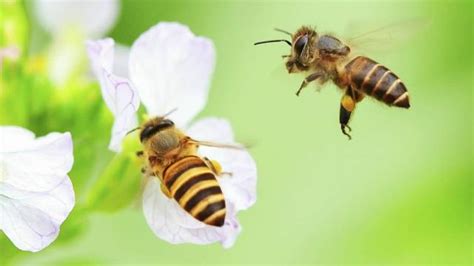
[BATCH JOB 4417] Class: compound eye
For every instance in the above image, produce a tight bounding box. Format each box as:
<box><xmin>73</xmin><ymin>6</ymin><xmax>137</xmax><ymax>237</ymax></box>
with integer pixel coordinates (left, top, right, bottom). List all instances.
<box><xmin>140</xmin><ymin>126</ymin><xmax>155</xmax><ymax>142</ymax></box>
<box><xmin>139</xmin><ymin>119</ymin><xmax>175</xmax><ymax>143</ymax></box>
<box><xmin>157</xmin><ymin>119</ymin><xmax>174</xmax><ymax>130</ymax></box>
<box><xmin>294</xmin><ymin>35</ymin><xmax>308</xmax><ymax>55</ymax></box>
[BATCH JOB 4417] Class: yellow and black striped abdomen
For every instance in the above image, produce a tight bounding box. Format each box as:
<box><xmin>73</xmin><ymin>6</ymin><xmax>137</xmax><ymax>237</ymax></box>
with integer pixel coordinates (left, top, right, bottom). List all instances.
<box><xmin>345</xmin><ymin>56</ymin><xmax>410</xmax><ymax>108</ymax></box>
<box><xmin>163</xmin><ymin>156</ymin><xmax>226</xmax><ymax>227</ymax></box>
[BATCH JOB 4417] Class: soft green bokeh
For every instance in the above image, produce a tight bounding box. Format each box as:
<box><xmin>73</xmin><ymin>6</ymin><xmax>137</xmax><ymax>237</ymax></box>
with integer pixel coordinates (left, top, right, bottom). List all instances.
<box><xmin>1</xmin><ymin>0</ymin><xmax>472</xmax><ymax>265</ymax></box>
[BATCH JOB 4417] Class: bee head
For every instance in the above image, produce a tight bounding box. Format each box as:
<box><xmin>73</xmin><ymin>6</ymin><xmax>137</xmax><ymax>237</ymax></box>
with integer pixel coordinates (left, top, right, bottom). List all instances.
<box><xmin>254</xmin><ymin>27</ymin><xmax>318</xmax><ymax>74</ymax></box>
<box><xmin>139</xmin><ymin>117</ymin><xmax>175</xmax><ymax>143</ymax></box>
<box><xmin>286</xmin><ymin>26</ymin><xmax>318</xmax><ymax>73</ymax></box>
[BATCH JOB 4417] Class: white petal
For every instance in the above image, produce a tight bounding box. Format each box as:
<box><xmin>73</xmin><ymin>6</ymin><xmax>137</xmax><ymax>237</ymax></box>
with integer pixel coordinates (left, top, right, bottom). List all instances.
<box><xmin>187</xmin><ymin>118</ymin><xmax>257</xmax><ymax>211</ymax></box>
<box><xmin>142</xmin><ymin>178</ymin><xmax>241</xmax><ymax>248</ymax></box>
<box><xmin>0</xmin><ymin>130</ymin><xmax>73</xmax><ymax>192</ymax></box>
<box><xmin>106</xmin><ymin>74</ymin><xmax>139</xmax><ymax>152</ymax></box>
<box><xmin>129</xmin><ymin>22</ymin><xmax>216</xmax><ymax>127</ymax></box>
<box><xmin>0</xmin><ymin>126</ymin><xmax>36</xmax><ymax>152</ymax></box>
<box><xmin>0</xmin><ymin>177</ymin><xmax>75</xmax><ymax>252</ymax></box>
<box><xmin>114</xmin><ymin>44</ymin><xmax>131</xmax><ymax>78</ymax></box>
<box><xmin>34</xmin><ymin>0</ymin><xmax>119</xmax><ymax>38</ymax></box>
<box><xmin>86</xmin><ymin>38</ymin><xmax>115</xmax><ymax>110</ymax></box>
<box><xmin>86</xmin><ymin>39</ymin><xmax>140</xmax><ymax>152</ymax></box>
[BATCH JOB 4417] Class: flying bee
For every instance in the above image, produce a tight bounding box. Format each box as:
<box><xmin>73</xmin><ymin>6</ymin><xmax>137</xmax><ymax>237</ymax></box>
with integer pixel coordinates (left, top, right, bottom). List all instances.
<box><xmin>132</xmin><ymin>114</ymin><xmax>242</xmax><ymax>227</ymax></box>
<box><xmin>255</xmin><ymin>26</ymin><xmax>411</xmax><ymax>139</ymax></box>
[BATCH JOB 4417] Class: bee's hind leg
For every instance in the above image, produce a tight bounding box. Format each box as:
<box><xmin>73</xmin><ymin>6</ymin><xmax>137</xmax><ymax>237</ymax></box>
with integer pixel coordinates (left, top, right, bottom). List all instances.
<box><xmin>204</xmin><ymin>157</ymin><xmax>222</xmax><ymax>175</ymax></box>
<box><xmin>339</xmin><ymin>88</ymin><xmax>357</xmax><ymax>140</ymax></box>
<box><xmin>340</xmin><ymin>123</ymin><xmax>352</xmax><ymax>140</ymax></box>
<box><xmin>339</xmin><ymin>86</ymin><xmax>365</xmax><ymax>140</ymax></box>
<box><xmin>204</xmin><ymin>157</ymin><xmax>233</xmax><ymax>178</ymax></box>
<box><xmin>296</xmin><ymin>72</ymin><xmax>322</xmax><ymax>96</ymax></box>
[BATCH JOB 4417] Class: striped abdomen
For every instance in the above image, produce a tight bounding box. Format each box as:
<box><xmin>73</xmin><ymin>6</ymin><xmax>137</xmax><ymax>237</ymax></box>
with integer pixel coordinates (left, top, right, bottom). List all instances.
<box><xmin>163</xmin><ymin>156</ymin><xmax>226</xmax><ymax>227</ymax></box>
<box><xmin>345</xmin><ymin>56</ymin><xmax>410</xmax><ymax>108</ymax></box>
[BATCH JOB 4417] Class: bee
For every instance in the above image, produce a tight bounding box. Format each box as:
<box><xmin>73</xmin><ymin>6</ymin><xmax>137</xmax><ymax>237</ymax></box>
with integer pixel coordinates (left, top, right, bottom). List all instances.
<box><xmin>133</xmin><ymin>115</ymin><xmax>240</xmax><ymax>227</ymax></box>
<box><xmin>255</xmin><ymin>26</ymin><xmax>410</xmax><ymax>139</ymax></box>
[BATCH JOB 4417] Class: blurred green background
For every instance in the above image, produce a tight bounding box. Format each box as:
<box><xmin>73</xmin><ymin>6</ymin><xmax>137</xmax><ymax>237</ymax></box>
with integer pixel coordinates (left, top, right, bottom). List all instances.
<box><xmin>1</xmin><ymin>0</ymin><xmax>472</xmax><ymax>265</ymax></box>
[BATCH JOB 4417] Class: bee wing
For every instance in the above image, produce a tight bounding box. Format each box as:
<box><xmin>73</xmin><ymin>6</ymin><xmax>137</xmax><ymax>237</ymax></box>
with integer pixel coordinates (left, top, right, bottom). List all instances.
<box><xmin>188</xmin><ymin>138</ymin><xmax>247</xmax><ymax>150</ymax></box>
<box><xmin>342</xmin><ymin>18</ymin><xmax>431</xmax><ymax>55</ymax></box>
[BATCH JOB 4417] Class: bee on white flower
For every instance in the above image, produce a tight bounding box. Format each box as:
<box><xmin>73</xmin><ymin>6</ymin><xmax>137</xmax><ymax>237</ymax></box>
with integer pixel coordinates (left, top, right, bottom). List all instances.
<box><xmin>0</xmin><ymin>126</ymin><xmax>75</xmax><ymax>252</ymax></box>
<box><xmin>86</xmin><ymin>22</ymin><xmax>257</xmax><ymax>248</ymax></box>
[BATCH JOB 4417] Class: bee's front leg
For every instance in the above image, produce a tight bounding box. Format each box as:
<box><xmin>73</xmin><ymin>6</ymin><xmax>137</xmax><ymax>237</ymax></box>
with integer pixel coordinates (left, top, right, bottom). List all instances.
<box><xmin>296</xmin><ymin>72</ymin><xmax>322</xmax><ymax>96</ymax></box>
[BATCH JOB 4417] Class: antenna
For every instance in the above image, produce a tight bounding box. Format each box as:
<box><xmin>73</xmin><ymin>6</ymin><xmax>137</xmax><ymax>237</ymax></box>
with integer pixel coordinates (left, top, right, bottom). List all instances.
<box><xmin>162</xmin><ymin>107</ymin><xmax>178</xmax><ymax>118</ymax></box>
<box><xmin>126</xmin><ymin>127</ymin><xmax>140</xmax><ymax>135</ymax></box>
<box><xmin>274</xmin><ymin>28</ymin><xmax>292</xmax><ymax>36</ymax></box>
<box><xmin>254</xmin><ymin>39</ymin><xmax>291</xmax><ymax>46</ymax></box>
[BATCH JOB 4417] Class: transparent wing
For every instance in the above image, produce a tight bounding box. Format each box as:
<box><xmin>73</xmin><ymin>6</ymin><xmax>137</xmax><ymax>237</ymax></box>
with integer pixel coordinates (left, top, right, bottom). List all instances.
<box><xmin>342</xmin><ymin>18</ymin><xmax>431</xmax><ymax>55</ymax></box>
<box><xmin>188</xmin><ymin>139</ymin><xmax>246</xmax><ymax>150</ymax></box>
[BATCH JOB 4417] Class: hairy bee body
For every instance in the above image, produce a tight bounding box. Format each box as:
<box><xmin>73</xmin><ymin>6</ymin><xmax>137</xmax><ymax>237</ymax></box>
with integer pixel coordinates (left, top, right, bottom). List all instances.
<box><xmin>345</xmin><ymin>56</ymin><xmax>409</xmax><ymax>108</ymax></box>
<box><xmin>255</xmin><ymin>26</ymin><xmax>412</xmax><ymax>138</ymax></box>
<box><xmin>162</xmin><ymin>155</ymin><xmax>226</xmax><ymax>227</ymax></box>
<box><xmin>137</xmin><ymin>116</ymin><xmax>228</xmax><ymax>227</ymax></box>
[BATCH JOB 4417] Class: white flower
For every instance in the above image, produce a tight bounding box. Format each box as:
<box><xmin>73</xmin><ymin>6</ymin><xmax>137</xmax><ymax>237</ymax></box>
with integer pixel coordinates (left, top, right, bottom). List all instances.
<box><xmin>34</xmin><ymin>0</ymin><xmax>119</xmax><ymax>38</ymax></box>
<box><xmin>0</xmin><ymin>126</ymin><xmax>75</xmax><ymax>252</ymax></box>
<box><xmin>33</xmin><ymin>0</ymin><xmax>122</xmax><ymax>85</ymax></box>
<box><xmin>86</xmin><ymin>22</ymin><xmax>257</xmax><ymax>248</ymax></box>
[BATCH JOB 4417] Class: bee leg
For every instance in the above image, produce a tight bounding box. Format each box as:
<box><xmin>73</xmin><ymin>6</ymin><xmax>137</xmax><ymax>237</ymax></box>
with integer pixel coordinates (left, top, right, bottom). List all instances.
<box><xmin>136</xmin><ymin>151</ymin><xmax>144</xmax><ymax>157</ymax></box>
<box><xmin>203</xmin><ymin>157</ymin><xmax>222</xmax><ymax>175</ymax></box>
<box><xmin>220</xmin><ymin>171</ymin><xmax>233</xmax><ymax>178</ymax></box>
<box><xmin>339</xmin><ymin>89</ymin><xmax>356</xmax><ymax>140</ymax></box>
<box><xmin>160</xmin><ymin>183</ymin><xmax>172</xmax><ymax>198</ymax></box>
<box><xmin>281</xmin><ymin>55</ymin><xmax>290</xmax><ymax>58</ymax></box>
<box><xmin>296</xmin><ymin>72</ymin><xmax>322</xmax><ymax>96</ymax></box>
<box><xmin>203</xmin><ymin>157</ymin><xmax>232</xmax><ymax>177</ymax></box>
